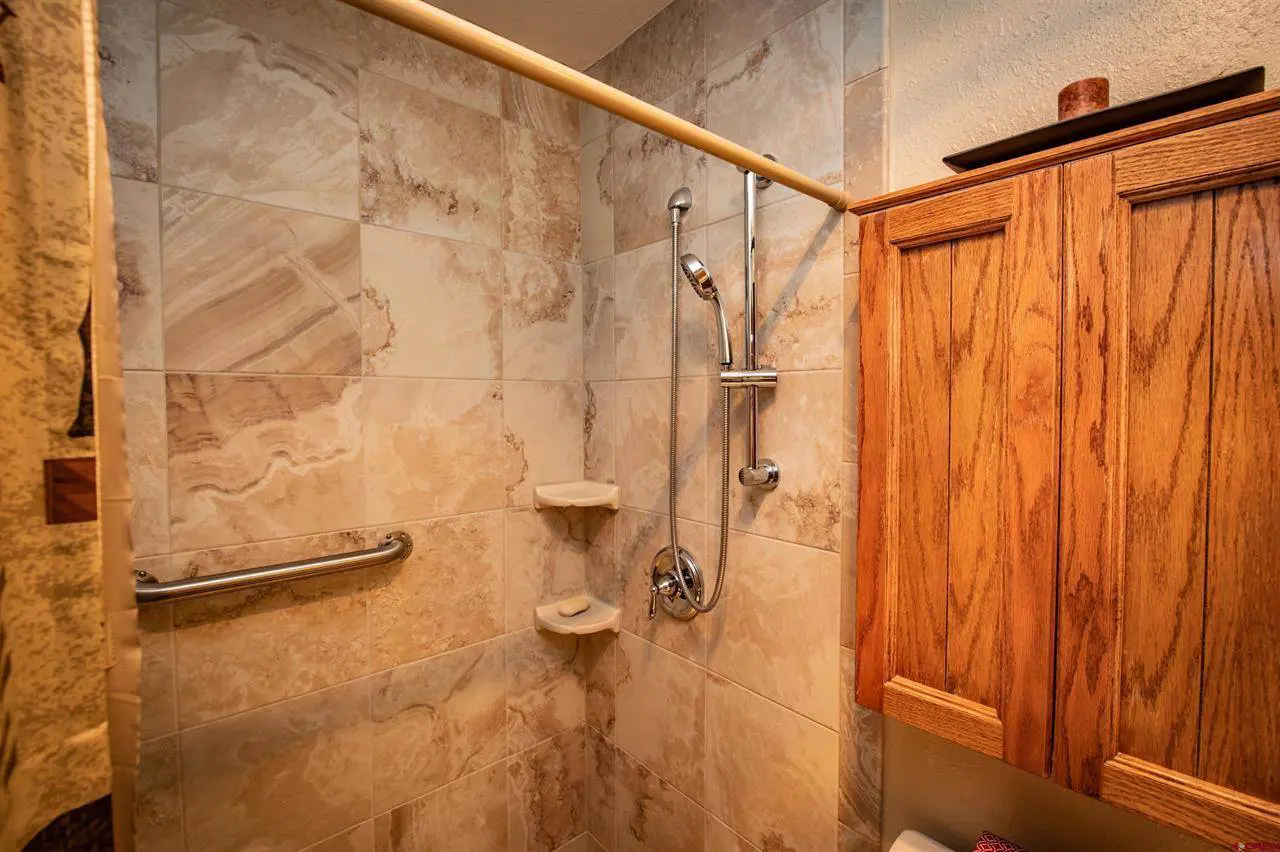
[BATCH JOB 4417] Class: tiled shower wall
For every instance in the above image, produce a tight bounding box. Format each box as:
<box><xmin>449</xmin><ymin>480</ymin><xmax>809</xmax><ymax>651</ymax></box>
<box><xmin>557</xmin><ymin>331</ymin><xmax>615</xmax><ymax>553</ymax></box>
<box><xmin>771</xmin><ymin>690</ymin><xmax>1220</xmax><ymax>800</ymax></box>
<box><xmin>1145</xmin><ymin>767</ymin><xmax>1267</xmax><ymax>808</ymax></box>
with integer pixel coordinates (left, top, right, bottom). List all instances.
<box><xmin>576</xmin><ymin>0</ymin><xmax>887</xmax><ymax>849</ymax></box>
<box><xmin>100</xmin><ymin>0</ymin><xmax>600</xmax><ymax>848</ymax></box>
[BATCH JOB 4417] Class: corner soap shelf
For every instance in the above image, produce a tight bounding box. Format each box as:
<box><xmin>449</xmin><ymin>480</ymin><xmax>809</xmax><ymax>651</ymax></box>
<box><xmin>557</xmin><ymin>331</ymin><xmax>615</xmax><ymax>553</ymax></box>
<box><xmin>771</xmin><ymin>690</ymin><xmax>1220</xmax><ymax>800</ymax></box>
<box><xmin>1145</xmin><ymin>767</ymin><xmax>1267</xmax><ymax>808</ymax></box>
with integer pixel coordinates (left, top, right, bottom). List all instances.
<box><xmin>534</xmin><ymin>595</ymin><xmax>620</xmax><ymax>635</ymax></box>
<box><xmin>533</xmin><ymin>481</ymin><xmax>619</xmax><ymax>510</ymax></box>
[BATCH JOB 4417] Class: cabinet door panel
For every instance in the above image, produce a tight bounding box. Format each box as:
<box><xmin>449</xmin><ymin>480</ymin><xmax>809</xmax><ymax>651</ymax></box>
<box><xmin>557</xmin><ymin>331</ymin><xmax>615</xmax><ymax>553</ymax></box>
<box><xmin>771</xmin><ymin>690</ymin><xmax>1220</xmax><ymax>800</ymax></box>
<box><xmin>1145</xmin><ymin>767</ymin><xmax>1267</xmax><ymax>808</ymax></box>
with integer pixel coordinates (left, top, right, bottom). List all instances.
<box><xmin>1119</xmin><ymin>192</ymin><xmax>1213</xmax><ymax>775</ymax></box>
<box><xmin>1199</xmin><ymin>179</ymin><xmax>1280</xmax><ymax>803</ymax></box>
<box><xmin>896</xmin><ymin>243</ymin><xmax>952</xmax><ymax>689</ymax></box>
<box><xmin>1061</xmin><ymin>122</ymin><xmax>1280</xmax><ymax>844</ymax></box>
<box><xmin>858</xmin><ymin>171</ymin><xmax>1060</xmax><ymax>775</ymax></box>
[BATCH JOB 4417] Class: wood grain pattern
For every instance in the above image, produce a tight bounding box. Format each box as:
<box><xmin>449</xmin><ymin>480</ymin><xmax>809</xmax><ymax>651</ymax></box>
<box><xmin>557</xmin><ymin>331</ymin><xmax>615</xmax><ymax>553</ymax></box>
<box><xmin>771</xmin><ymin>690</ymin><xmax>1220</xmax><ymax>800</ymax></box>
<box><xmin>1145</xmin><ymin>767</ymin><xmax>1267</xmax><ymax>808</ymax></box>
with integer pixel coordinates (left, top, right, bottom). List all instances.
<box><xmin>1102</xmin><ymin>755</ymin><xmax>1280</xmax><ymax>846</ymax></box>
<box><xmin>1199</xmin><ymin>179</ymin><xmax>1280</xmax><ymax>802</ymax></box>
<box><xmin>1054</xmin><ymin>154</ymin><xmax>1120</xmax><ymax>794</ymax></box>
<box><xmin>855</xmin><ymin>212</ymin><xmax>890</xmax><ymax>710</ymax></box>
<box><xmin>1115</xmin><ymin>109</ymin><xmax>1280</xmax><ymax>201</ymax></box>
<box><xmin>895</xmin><ymin>243</ymin><xmax>952</xmax><ymax>690</ymax></box>
<box><xmin>886</xmin><ymin>181</ymin><xmax>1013</xmax><ymax>247</ymax></box>
<box><xmin>1118</xmin><ymin>192</ymin><xmax>1215</xmax><ymax>776</ymax></box>
<box><xmin>999</xmin><ymin>168</ymin><xmax>1061</xmax><ymax>776</ymax></box>
<box><xmin>884</xmin><ymin>677</ymin><xmax>1004</xmax><ymax>759</ymax></box>
<box><xmin>945</xmin><ymin>233</ymin><xmax>1005</xmax><ymax>709</ymax></box>
<box><xmin>851</xmin><ymin>89</ymin><xmax>1280</xmax><ymax>215</ymax></box>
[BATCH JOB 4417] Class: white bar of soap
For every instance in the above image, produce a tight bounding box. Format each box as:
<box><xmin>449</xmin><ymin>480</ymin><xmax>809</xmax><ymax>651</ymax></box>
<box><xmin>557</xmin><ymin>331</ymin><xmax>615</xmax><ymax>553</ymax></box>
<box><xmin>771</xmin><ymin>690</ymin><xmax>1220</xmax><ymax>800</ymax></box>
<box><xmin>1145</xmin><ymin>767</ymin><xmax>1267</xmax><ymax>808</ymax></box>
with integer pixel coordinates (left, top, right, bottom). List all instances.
<box><xmin>557</xmin><ymin>596</ymin><xmax>590</xmax><ymax>617</ymax></box>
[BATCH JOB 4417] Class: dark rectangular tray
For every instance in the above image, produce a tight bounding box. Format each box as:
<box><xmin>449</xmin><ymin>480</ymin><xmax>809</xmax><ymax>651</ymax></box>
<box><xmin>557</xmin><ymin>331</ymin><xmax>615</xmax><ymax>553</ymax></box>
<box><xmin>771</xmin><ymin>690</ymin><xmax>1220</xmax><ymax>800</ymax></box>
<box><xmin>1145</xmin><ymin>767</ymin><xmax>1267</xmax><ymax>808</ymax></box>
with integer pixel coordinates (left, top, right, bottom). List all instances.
<box><xmin>943</xmin><ymin>67</ymin><xmax>1266</xmax><ymax>173</ymax></box>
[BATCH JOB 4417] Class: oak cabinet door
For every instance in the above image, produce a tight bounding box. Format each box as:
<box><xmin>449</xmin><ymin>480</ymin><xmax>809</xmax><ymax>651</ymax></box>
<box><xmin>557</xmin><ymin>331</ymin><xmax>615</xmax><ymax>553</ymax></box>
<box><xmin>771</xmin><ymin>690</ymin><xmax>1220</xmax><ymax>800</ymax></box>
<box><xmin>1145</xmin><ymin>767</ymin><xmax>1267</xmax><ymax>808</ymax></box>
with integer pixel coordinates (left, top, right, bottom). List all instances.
<box><xmin>1056</xmin><ymin>111</ymin><xmax>1280</xmax><ymax>845</ymax></box>
<box><xmin>856</xmin><ymin>170</ymin><xmax>1062</xmax><ymax>776</ymax></box>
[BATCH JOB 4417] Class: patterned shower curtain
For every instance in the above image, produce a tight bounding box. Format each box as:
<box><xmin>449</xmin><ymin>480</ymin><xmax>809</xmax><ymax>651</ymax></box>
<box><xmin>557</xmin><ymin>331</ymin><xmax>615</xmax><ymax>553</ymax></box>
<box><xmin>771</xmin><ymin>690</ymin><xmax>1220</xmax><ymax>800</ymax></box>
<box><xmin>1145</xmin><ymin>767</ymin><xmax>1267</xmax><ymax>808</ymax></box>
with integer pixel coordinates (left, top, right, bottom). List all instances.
<box><xmin>0</xmin><ymin>0</ymin><xmax>139</xmax><ymax>847</ymax></box>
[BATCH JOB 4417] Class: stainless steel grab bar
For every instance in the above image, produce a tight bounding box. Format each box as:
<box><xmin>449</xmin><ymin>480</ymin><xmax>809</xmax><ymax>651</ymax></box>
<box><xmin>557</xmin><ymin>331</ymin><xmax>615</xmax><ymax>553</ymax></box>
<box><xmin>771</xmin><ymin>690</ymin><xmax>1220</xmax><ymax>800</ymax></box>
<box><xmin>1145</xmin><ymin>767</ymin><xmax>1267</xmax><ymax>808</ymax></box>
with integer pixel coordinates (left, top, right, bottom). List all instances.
<box><xmin>134</xmin><ymin>531</ymin><xmax>413</xmax><ymax>604</ymax></box>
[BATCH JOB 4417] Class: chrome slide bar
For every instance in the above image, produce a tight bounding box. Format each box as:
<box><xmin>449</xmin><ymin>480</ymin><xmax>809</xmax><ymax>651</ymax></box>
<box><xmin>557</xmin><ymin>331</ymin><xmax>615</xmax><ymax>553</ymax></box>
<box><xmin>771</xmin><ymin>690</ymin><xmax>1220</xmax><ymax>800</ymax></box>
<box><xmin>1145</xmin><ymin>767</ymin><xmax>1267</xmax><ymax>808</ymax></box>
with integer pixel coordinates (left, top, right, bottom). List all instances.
<box><xmin>134</xmin><ymin>531</ymin><xmax>413</xmax><ymax>604</ymax></box>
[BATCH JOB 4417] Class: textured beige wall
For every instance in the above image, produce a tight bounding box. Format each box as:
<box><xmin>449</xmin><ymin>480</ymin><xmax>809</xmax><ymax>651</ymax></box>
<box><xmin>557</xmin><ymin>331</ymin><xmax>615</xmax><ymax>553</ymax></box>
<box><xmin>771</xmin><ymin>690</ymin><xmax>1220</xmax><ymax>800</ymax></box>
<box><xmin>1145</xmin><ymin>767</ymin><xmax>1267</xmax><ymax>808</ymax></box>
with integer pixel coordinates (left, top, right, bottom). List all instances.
<box><xmin>888</xmin><ymin>0</ymin><xmax>1280</xmax><ymax>188</ymax></box>
<box><xmin>101</xmin><ymin>0</ymin><xmax>593</xmax><ymax>848</ymax></box>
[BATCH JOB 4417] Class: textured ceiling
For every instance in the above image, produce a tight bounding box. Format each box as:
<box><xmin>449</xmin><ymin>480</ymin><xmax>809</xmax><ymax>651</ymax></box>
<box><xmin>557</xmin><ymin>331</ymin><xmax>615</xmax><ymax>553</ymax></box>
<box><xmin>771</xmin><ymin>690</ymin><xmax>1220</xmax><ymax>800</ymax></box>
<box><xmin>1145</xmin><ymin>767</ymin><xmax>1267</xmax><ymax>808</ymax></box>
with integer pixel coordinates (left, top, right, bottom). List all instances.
<box><xmin>432</xmin><ymin>0</ymin><xmax>674</xmax><ymax>69</ymax></box>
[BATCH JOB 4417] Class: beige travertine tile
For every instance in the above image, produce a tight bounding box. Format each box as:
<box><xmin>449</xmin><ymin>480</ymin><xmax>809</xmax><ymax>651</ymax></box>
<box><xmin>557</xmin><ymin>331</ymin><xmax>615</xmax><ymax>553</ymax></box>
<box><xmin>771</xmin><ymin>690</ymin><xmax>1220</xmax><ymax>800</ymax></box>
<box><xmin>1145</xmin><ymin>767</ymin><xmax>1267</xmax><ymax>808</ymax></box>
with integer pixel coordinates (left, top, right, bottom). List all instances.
<box><xmin>706</xmin><ymin>194</ymin><xmax>844</xmax><ymax>372</ymax></box>
<box><xmin>608</xmin><ymin>0</ymin><xmax>706</xmax><ymax>104</ymax></box>
<box><xmin>135</xmin><ymin>735</ymin><xmax>182</xmax><ymax>852</ymax></box>
<box><xmin>162</xmin><ymin>188</ymin><xmax>361</xmax><ymax>374</ymax></box>
<box><xmin>615</xmin><ymin>378</ymin><xmax>709</xmax><ymax>522</ymax></box>
<box><xmin>361</xmin><ymin>378</ymin><xmax>506</xmax><ymax>524</ymax></box>
<box><xmin>705</xmin><ymin>674</ymin><xmax>838</xmax><ymax>851</ymax></box>
<box><xmin>728</xmin><ymin>370</ymin><xmax>841</xmax><ymax>550</ymax></box>
<box><xmin>583</xmin><ymin>632</ymin><xmax>617</xmax><ymax>739</ymax></box>
<box><xmin>584</xmin><ymin>382</ymin><xmax>616</xmax><ymax>486</ymax></box>
<box><xmin>704</xmin><ymin>814</ymin><xmax>759</xmax><ymax>851</ymax></box>
<box><xmin>612</xmin><ymin>84</ymin><xmax>707</xmax><ymax>254</ymax></box>
<box><xmin>371</xmin><ymin>638</ymin><xmax>506</xmax><ymax>812</ymax></box>
<box><xmin>841</xmin><ymin>461</ymin><xmax>860</xmax><ymax>650</ymax></box>
<box><xmin>137</xmin><ymin>583</ymin><xmax>176</xmax><ymax>740</ymax></box>
<box><xmin>359</xmin><ymin>70</ymin><xmax>502</xmax><ymax>245</ymax></box>
<box><xmin>504</xmin><ymin>381</ymin><xmax>585</xmax><ymax>507</ymax></box>
<box><xmin>506</xmin><ymin>628</ymin><xmax>585</xmax><ymax>752</ymax></box>
<box><xmin>123</xmin><ymin>371</ymin><xmax>169</xmax><ymax>557</ymax></box>
<box><xmin>839</xmin><ymin>648</ymin><xmax>882</xmax><ymax>849</ymax></box>
<box><xmin>180</xmin><ymin>679</ymin><xmax>372</xmax><ymax>852</ymax></box>
<box><xmin>706</xmin><ymin>0</ymin><xmax>828</xmax><ymax>68</ymax></box>
<box><xmin>579</xmin><ymin>56</ymin><xmax>614</xmax><ymax>145</ymax></box>
<box><xmin>844</xmin><ymin>71</ymin><xmax>887</xmax><ymax>203</ymax></box>
<box><xmin>581</xmin><ymin>136</ymin><xmax>614</xmax><ymax>265</ymax></box>
<box><xmin>614</xmin><ymin>632</ymin><xmax>704</xmax><ymax>803</ymax></box>
<box><xmin>585</xmin><ymin>727</ymin><xmax>616</xmax><ymax>850</ymax></box>
<box><xmin>613</xmin><ymin>231</ymin><xmax>711</xmax><ymax>380</ymax></box>
<box><xmin>366</xmin><ymin>512</ymin><xmax>504</xmax><ymax>669</ymax></box>
<box><xmin>503</xmin><ymin>122</ymin><xmax>581</xmax><ymax>263</ymax></box>
<box><xmin>614</xmin><ymin>509</ymin><xmax>707</xmax><ymax>663</ymax></box>
<box><xmin>615</xmin><ymin>749</ymin><xmax>704</xmax><ymax>852</ymax></box>
<box><xmin>506</xmin><ymin>507</ymin><xmax>588</xmax><ymax>631</ymax></box>
<box><xmin>845</xmin><ymin>0</ymin><xmax>886</xmax><ymax>84</ymax></box>
<box><xmin>111</xmin><ymin>178</ymin><xmax>161</xmax><ymax>369</ymax></box>
<box><xmin>706</xmin><ymin>531</ymin><xmax>840</xmax><ymax>726</ymax></box>
<box><xmin>304</xmin><ymin>821</ymin><xmax>374</xmax><ymax>852</ymax></box>
<box><xmin>374</xmin><ymin>762</ymin><xmax>508</xmax><ymax>852</ymax></box>
<box><xmin>99</xmin><ymin>0</ymin><xmax>157</xmax><ymax>181</ymax></box>
<box><xmin>843</xmin><ymin>273</ymin><xmax>861</xmax><ymax>463</ymax></box>
<box><xmin>166</xmin><ymin>373</ymin><xmax>363</xmax><ymax>550</ymax></box>
<box><xmin>359</xmin><ymin>12</ymin><xmax>499</xmax><ymax>114</ymax></box>
<box><xmin>503</xmin><ymin>252</ymin><xmax>584</xmax><ymax>381</ymax></box>
<box><xmin>361</xmin><ymin>225</ymin><xmax>502</xmax><ymax>379</ymax></box>
<box><xmin>159</xmin><ymin>3</ymin><xmax>358</xmax><ymax>218</ymax></box>
<box><xmin>706</xmin><ymin>1</ymin><xmax>843</xmax><ymax>221</ymax></box>
<box><xmin>508</xmin><ymin>726</ymin><xmax>586</xmax><ymax>852</ymax></box>
<box><xmin>584</xmin><ymin>510</ymin><xmax>618</xmax><ymax>604</ymax></box>
<box><xmin>197</xmin><ymin>0</ymin><xmax>361</xmax><ymax>64</ymax></box>
<box><xmin>583</xmin><ymin>260</ymin><xmax>615</xmax><ymax>382</ymax></box>
<box><xmin>502</xmin><ymin>71</ymin><xmax>580</xmax><ymax>147</ymax></box>
<box><xmin>170</xmin><ymin>530</ymin><xmax>369</xmax><ymax>727</ymax></box>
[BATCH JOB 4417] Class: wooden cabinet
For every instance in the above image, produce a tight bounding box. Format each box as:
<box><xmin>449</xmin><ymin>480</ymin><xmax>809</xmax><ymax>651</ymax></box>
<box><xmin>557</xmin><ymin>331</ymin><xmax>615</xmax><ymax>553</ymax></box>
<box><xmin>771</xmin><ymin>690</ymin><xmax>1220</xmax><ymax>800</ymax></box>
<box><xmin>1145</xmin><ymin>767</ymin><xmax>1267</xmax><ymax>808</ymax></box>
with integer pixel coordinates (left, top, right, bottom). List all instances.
<box><xmin>853</xmin><ymin>91</ymin><xmax>1280</xmax><ymax>846</ymax></box>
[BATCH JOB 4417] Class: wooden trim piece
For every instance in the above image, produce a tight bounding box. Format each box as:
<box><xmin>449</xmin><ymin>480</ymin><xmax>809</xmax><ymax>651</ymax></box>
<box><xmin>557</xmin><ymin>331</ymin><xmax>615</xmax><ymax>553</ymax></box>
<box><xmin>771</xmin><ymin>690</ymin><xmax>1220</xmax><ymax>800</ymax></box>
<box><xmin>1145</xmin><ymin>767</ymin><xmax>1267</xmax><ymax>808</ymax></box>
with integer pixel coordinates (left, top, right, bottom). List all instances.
<box><xmin>855</xmin><ymin>212</ymin><xmax>890</xmax><ymax>710</ymax></box>
<box><xmin>340</xmin><ymin>0</ymin><xmax>850</xmax><ymax>210</ymax></box>
<box><xmin>851</xmin><ymin>88</ymin><xmax>1280</xmax><ymax>215</ymax></box>
<box><xmin>884</xmin><ymin>677</ymin><xmax>1004</xmax><ymax>759</ymax></box>
<box><xmin>1115</xmin><ymin>109</ymin><xmax>1280</xmax><ymax>200</ymax></box>
<box><xmin>886</xmin><ymin>180</ymin><xmax>1013</xmax><ymax>246</ymax></box>
<box><xmin>1101</xmin><ymin>755</ymin><xmax>1280</xmax><ymax>846</ymax></box>
<box><xmin>1053</xmin><ymin>153</ymin><xmax>1120</xmax><ymax>796</ymax></box>
<box><xmin>998</xmin><ymin>169</ymin><xmax>1061</xmax><ymax>777</ymax></box>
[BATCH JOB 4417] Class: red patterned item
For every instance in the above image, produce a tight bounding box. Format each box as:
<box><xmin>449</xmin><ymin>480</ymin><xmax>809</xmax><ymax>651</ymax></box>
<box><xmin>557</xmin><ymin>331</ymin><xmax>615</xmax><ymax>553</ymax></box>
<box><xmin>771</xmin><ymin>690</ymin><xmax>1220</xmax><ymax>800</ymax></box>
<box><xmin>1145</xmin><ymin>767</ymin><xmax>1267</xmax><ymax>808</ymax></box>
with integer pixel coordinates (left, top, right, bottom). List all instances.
<box><xmin>974</xmin><ymin>831</ymin><xmax>1028</xmax><ymax>852</ymax></box>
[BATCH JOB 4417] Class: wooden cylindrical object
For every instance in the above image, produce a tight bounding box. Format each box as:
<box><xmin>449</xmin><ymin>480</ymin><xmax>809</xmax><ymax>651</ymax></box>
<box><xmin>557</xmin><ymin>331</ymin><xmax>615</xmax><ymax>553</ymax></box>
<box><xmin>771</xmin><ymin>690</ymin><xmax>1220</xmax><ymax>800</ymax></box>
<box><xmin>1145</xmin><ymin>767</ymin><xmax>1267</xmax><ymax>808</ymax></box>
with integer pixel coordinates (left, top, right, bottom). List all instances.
<box><xmin>338</xmin><ymin>0</ymin><xmax>851</xmax><ymax>211</ymax></box>
<box><xmin>1058</xmin><ymin>77</ymin><xmax>1110</xmax><ymax>121</ymax></box>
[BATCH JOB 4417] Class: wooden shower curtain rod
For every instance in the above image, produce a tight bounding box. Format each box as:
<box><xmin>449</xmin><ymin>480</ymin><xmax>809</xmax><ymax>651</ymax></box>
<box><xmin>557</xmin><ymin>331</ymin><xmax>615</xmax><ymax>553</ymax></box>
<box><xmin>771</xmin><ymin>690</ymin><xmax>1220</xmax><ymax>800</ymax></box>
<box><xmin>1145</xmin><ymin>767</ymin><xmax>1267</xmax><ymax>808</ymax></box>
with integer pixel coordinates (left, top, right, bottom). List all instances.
<box><xmin>339</xmin><ymin>0</ymin><xmax>853</xmax><ymax>211</ymax></box>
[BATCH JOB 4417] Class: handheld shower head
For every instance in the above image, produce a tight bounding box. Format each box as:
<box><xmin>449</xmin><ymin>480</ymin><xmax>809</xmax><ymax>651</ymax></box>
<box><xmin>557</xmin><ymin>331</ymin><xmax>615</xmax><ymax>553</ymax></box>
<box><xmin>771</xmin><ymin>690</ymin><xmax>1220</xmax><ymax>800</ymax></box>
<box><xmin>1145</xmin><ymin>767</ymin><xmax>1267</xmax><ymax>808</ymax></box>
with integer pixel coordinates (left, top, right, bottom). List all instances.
<box><xmin>679</xmin><ymin>254</ymin><xmax>732</xmax><ymax>367</ymax></box>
